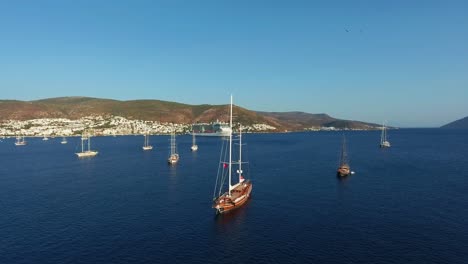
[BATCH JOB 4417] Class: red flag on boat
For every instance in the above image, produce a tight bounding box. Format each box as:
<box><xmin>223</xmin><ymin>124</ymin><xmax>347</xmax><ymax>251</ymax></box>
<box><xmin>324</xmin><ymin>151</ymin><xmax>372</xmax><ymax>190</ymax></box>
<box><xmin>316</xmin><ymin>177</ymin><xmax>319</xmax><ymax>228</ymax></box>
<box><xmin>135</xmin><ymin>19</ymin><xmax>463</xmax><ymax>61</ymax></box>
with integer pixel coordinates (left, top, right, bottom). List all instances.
<box><xmin>240</xmin><ymin>175</ymin><xmax>245</xmax><ymax>182</ymax></box>
<box><xmin>223</xmin><ymin>163</ymin><xmax>228</xmax><ymax>168</ymax></box>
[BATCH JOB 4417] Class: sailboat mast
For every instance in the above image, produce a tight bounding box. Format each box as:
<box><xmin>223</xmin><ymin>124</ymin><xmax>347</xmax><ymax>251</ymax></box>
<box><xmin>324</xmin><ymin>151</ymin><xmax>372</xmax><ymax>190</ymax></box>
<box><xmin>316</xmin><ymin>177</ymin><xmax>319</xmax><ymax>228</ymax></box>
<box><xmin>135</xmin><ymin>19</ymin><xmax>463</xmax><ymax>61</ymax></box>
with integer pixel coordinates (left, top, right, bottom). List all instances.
<box><xmin>383</xmin><ymin>125</ymin><xmax>387</xmax><ymax>141</ymax></box>
<box><xmin>88</xmin><ymin>134</ymin><xmax>91</xmax><ymax>151</ymax></box>
<box><xmin>238</xmin><ymin>125</ymin><xmax>242</xmax><ymax>183</ymax></box>
<box><xmin>380</xmin><ymin>123</ymin><xmax>384</xmax><ymax>144</ymax></box>
<box><xmin>170</xmin><ymin>129</ymin><xmax>175</xmax><ymax>155</ymax></box>
<box><xmin>228</xmin><ymin>95</ymin><xmax>233</xmax><ymax>195</ymax></box>
<box><xmin>342</xmin><ymin>135</ymin><xmax>347</xmax><ymax>165</ymax></box>
<box><xmin>81</xmin><ymin>135</ymin><xmax>84</xmax><ymax>152</ymax></box>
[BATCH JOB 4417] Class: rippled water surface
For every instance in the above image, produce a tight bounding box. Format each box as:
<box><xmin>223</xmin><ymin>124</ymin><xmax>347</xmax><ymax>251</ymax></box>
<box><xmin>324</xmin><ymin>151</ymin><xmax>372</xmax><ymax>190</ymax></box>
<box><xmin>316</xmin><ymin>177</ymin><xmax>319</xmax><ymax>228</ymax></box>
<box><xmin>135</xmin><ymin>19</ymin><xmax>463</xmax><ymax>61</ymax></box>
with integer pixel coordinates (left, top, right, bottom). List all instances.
<box><xmin>1</xmin><ymin>129</ymin><xmax>467</xmax><ymax>263</ymax></box>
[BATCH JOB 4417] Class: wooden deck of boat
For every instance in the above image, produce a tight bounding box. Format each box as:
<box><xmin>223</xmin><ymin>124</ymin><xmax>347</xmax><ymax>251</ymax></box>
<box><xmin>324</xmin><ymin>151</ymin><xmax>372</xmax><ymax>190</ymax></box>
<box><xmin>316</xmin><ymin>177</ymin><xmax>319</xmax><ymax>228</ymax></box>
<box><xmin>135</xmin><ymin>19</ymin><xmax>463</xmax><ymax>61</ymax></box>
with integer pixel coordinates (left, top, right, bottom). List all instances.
<box><xmin>230</xmin><ymin>185</ymin><xmax>246</xmax><ymax>198</ymax></box>
<box><xmin>216</xmin><ymin>181</ymin><xmax>252</xmax><ymax>200</ymax></box>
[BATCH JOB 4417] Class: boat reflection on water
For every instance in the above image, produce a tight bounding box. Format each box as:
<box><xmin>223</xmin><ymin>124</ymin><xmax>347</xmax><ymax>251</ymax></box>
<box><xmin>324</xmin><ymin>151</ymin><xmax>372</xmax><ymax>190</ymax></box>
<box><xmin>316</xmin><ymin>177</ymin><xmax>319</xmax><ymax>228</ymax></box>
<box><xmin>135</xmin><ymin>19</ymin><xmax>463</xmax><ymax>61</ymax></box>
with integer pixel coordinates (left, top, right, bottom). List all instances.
<box><xmin>336</xmin><ymin>171</ymin><xmax>353</xmax><ymax>182</ymax></box>
<box><xmin>213</xmin><ymin>199</ymin><xmax>251</xmax><ymax>229</ymax></box>
<box><xmin>168</xmin><ymin>163</ymin><xmax>178</xmax><ymax>181</ymax></box>
<box><xmin>336</xmin><ymin>173</ymin><xmax>353</xmax><ymax>204</ymax></box>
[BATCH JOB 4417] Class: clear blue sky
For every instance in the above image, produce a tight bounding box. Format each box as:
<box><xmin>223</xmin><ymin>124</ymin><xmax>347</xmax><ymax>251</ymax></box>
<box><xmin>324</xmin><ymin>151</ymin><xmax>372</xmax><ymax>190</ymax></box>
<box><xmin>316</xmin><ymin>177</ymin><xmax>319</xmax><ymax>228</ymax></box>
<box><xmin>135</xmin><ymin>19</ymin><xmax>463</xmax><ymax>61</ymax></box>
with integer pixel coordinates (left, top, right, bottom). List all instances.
<box><xmin>0</xmin><ymin>0</ymin><xmax>467</xmax><ymax>127</ymax></box>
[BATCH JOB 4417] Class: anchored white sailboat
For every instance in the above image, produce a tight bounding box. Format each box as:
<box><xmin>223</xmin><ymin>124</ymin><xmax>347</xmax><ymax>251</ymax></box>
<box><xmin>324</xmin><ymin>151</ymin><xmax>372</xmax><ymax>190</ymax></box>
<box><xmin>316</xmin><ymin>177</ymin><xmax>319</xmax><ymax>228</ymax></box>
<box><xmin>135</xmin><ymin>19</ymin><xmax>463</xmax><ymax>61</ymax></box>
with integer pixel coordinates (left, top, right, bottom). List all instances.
<box><xmin>167</xmin><ymin>129</ymin><xmax>179</xmax><ymax>164</ymax></box>
<box><xmin>380</xmin><ymin>122</ymin><xmax>391</xmax><ymax>148</ymax></box>
<box><xmin>76</xmin><ymin>131</ymin><xmax>98</xmax><ymax>157</ymax></box>
<box><xmin>15</xmin><ymin>136</ymin><xmax>27</xmax><ymax>146</ymax></box>
<box><xmin>212</xmin><ymin>96</ymin><xmax>253</xmax><ymax>214</ymax></box>
<box><xmin>191</xmin><ymin>132</ymin><xmax>198</xmax><ymax>151</ymax></box>
<box><xmin>142</xmin><ymin>132</ymin><xmax>153</xmax><ymax>151</ymax></box>
<box><xmin>61</xmin><ymin>136</ymin><xmax>68</xmax><ymax>144</ymax></box>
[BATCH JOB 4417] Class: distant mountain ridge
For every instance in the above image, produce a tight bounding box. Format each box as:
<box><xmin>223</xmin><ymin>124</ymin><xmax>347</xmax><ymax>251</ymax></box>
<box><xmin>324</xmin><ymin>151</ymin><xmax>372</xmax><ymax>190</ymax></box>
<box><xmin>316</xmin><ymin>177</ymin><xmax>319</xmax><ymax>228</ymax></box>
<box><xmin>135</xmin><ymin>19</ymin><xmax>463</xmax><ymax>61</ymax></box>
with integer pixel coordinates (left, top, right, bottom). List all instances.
<box><xmin>441</xmin><ymin>116</ymin><xmax>468</xmax><ymax>129</ymax></box>
<box><xmin>257</xmin><ymin>111</ymin><xmax>379</xmax><ymax>131</ymax></box>
<box><xmin>0</xmin><ymin>97</ymin><xmax>382</xmax><ymax>131</ymax></box>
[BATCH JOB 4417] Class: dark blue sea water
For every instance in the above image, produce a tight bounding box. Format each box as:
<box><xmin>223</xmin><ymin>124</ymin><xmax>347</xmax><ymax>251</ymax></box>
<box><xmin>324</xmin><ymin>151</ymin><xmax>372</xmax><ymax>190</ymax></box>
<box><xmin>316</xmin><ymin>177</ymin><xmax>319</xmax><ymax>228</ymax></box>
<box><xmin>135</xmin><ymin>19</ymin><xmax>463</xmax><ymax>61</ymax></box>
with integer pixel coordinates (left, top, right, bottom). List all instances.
<box><xmin>1</xmin><ymin>129</ymin><xmax>468</xmax><ymax>264</ymax></box>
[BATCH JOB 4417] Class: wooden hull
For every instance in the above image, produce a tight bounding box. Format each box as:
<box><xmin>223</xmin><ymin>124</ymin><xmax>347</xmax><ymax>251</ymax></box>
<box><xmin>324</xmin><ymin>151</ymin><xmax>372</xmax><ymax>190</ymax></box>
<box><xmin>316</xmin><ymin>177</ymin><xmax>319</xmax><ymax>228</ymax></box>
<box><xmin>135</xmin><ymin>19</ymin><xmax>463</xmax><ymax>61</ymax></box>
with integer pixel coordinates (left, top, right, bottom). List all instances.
<box><xmin>337</xmin><ymin>165</ymin><xmax>350</xmax><ymax>177</ymax></box>
<box><xmin>337</xmin><ymin>171</ymin><xmax>350</xmax><ymax>177</ymax></box>
<box><xmin>213</xmin><ymin>180</ymin><xmax>252</xmax><ymax>214</ymax></box>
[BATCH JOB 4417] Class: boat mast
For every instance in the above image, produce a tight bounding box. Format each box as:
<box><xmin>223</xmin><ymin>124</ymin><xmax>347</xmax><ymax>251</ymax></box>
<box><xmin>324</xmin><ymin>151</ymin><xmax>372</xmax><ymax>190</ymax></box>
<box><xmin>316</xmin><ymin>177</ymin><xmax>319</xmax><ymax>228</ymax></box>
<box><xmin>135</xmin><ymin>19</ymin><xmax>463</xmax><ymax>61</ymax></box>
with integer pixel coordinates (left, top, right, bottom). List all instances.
<box><xmin>238</xmin><ymin>124</ymin><xmax>243</xmax><ymax>183</ymax></box>
<box><xmin>88</xmin><ymin>134</ymin><xmax>91</xmax><ymax>152</ymax></box>
<box><xmin>383</xmin><ymin>124</ymin><xmax>387</xmax><ymax>142</ymax></box>
<box><xmin>228</xmin><ymin>95</ymin><xmax>233</xmax><ymax>195</ymax></box>
<box><xmin>81</xmin><ymin>133</ymin><xmax>85</xmax><ymax>153</ymax></box>
<box><xmin>170</xmin><ymin>128</ymin><xmax>176</xmax><ymax>155</ymax></box>
<box><xmin>380</xmin><ymin>122</ymin><xmax>385</xmax><ymax>144</ymax></box>
<box><xmin>341</xmin><ymin>134</ymin><xmax>348</xmax><ymax>165</ymax></box>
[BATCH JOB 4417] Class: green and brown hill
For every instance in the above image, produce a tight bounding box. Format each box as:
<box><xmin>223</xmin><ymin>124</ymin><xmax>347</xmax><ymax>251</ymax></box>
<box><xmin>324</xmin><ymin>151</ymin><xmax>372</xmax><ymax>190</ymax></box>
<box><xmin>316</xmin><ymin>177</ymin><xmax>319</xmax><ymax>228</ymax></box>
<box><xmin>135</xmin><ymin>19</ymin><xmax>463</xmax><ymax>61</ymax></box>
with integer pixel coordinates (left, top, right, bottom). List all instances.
<box><xmin>0</xmin><ymin>97</ymin><xmax>381</xmax><ymax>131</ymax></box>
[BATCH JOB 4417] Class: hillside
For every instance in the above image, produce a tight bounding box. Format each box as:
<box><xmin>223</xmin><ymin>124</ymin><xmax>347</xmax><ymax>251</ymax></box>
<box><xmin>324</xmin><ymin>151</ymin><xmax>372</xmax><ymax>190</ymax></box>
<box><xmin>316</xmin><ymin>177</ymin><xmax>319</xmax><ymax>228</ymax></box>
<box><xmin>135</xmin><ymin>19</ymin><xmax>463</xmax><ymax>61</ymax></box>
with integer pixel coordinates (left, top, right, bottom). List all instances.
<box><xmin>0</xmin><ymin>97</ymin><xmax>381</xmax><ymax>131</ymax></box>
<box><xmin>441</xmin><ymin>116</ymin><xmax>468</xmax><ymax>129</ymax></box>
<box><xmin>258</xmin><ymin>111</ymin><xmax>379</xmax><ymax>130</ymax></box>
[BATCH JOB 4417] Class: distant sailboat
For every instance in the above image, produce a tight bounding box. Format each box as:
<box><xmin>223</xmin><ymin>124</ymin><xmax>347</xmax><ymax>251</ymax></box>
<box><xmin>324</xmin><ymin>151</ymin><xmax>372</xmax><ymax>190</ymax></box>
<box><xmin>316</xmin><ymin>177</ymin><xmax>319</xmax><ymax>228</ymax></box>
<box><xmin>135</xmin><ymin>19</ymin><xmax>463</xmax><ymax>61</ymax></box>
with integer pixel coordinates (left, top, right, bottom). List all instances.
<box><xmin>212</xmin><ymin>96</ymin><xmax>253</xmax><ymax>214</ymax></box>
<box><xmin>191</xmin><ymin>132</ymin><xmax>198</xmax><ymax>151</ymax></box>
<box><xmin>337</xmin><ymin>135</ymin><xmax>351</xmax><ymax>177</ymax></box>
<box><xmin>142</xmin><ymin>132</ymin><xmax>153</xmax><ymax>151</ymax></box>
<box><xmin>76</xmin><ymin>131</ymin><xmax>98</xmax><ymax>157</ymax></box>
<box><xmin>167</xmin><ymin>129</ymin><xmax>179</xmax><ymax>164</ymax></box>
<box><xmin>15</xmin><ymin>136</ymin><xmax>27</xmax><ymax>146</ymax></box>
<box><xmin>61</xmin><ymin>137</ymin><xmax>68</xmax><ymax>144</ymax></box>
<box><xmin>42</xmin><ymin>136</ymin><xmax>49</xmax><ymax>141</ymax></box>
<box><xmin>380</xmin><ymin>122</ymin><xmax>391</xmax><ymax>148</ymax></box>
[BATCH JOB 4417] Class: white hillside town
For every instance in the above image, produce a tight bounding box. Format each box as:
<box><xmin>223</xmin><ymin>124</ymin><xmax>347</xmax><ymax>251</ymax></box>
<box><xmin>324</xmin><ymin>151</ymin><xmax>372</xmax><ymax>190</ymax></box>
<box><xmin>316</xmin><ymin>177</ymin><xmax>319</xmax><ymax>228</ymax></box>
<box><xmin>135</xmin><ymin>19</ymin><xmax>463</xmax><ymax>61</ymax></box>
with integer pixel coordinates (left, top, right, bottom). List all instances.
<box><xmin>0</xmin><ymin>115</ymin><xmax>278</xmax><ymax>137</ymax></box>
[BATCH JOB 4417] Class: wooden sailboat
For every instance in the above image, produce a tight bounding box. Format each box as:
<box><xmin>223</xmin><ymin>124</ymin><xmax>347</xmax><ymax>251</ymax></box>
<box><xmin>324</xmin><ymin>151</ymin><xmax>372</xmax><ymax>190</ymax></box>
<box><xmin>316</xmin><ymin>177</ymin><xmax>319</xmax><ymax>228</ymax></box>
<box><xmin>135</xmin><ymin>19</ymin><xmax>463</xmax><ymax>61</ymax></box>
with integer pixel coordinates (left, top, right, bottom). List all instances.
<box><xmin>212</xmin><ymin>96</ymin><xmax>253</xmax><ymax>214</ymax></box>
<box><xmin>337</xmin><ymin>135</ymin><xmax>351</xmax><ymax>177</ymax></box>
<box><xmin>167</xmin><ymin>129</ymin><xmax>179</xmax><ymax>164</ymax></box>
<box><xmin>142</xmin><ymin>132</ymin><xmax>153</xmax><ymax>150</ymax></box>
<box><xmin>380</xmin><ymin>122</ymin><xmax>391</xmax><ymax>148</ymax></box>
<box><xmin>190</xmin><ymin>132</ymin><xmax>198</xmax><ymax>151</ymax></box>
<box><xmin>15</xmin><ymin>136</ymin><xmax>27</xmax><ymax>146</ymax></box>
<box><xmin>76</xmin><ymin>131</ymin><xmax>98</xmax><ymax>157</ymax></box>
